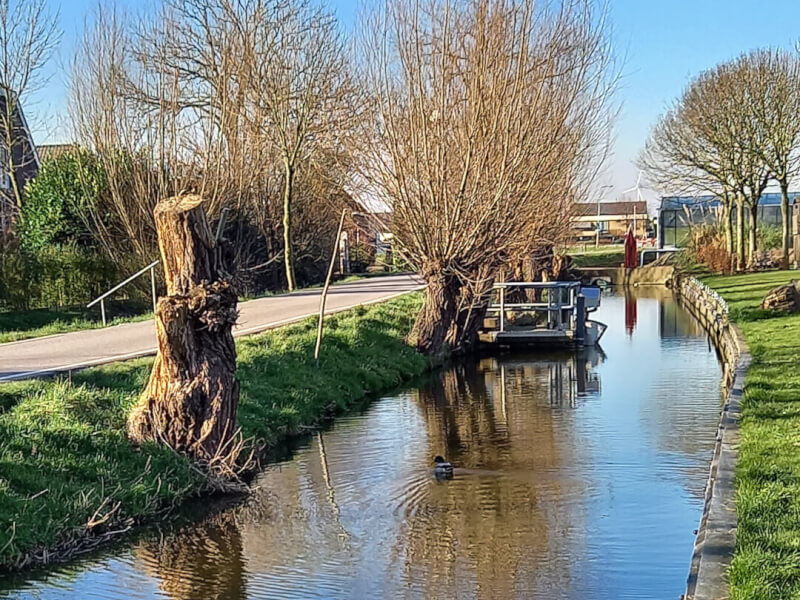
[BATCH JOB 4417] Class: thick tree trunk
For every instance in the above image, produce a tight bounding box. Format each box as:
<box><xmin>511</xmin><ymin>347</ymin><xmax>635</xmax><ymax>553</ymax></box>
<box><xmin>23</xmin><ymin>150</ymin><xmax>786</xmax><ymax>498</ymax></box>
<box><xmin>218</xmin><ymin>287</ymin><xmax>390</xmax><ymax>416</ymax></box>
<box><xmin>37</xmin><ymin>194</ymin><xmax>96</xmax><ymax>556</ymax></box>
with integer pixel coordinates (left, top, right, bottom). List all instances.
<box><xmin>411</xmin><ymin>262</ymin><xmax>460</xmax><ymax>355</ymax></box>
<box><xmin>736</xmin><ymin>196</ymin><xmax>746</xmax><ymax>270</ymax></box>
<box><xmin>282</xmin><ymin>162</ymin><xmax>297</xmax><ymax>291</ymax></box>
<box><xmin>446</xmin><ymin>273</ymin><xmax>493</xmax><ymax>352</ymax></box>
<box><xmin>748</xmin><ymin>202</ymin><xmax>758</xmax><ymax>267</ymax></box>
<box><xmin>127</xmin><ymin>195</ymin><xmax>240</xmax><ymax>460</ymax></box>
<box><xmin>780</xmin><ymin>179</ymin><xmax>790</xmax><ymax>268</ymax></box>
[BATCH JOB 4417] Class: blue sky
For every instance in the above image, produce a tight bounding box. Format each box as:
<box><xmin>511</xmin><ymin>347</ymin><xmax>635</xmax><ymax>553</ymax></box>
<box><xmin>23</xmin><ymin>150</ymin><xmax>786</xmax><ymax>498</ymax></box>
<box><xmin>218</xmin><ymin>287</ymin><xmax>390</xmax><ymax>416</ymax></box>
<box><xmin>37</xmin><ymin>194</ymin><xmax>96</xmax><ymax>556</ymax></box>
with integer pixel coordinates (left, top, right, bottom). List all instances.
<box><xmin>26</xmin><ymin>0</ymin><xmax>800</xmax><ymax>206</ymax></box>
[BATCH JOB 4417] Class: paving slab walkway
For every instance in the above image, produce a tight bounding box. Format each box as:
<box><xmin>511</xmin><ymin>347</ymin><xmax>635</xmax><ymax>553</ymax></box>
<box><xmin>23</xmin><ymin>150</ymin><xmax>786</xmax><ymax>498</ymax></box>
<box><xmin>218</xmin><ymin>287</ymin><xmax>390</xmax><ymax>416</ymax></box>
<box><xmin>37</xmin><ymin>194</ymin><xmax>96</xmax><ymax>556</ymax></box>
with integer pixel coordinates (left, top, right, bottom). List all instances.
<box><xmin>0</xmin><ymin>274</ymin><xmax>423</xmax><ymax>381</ymax></box>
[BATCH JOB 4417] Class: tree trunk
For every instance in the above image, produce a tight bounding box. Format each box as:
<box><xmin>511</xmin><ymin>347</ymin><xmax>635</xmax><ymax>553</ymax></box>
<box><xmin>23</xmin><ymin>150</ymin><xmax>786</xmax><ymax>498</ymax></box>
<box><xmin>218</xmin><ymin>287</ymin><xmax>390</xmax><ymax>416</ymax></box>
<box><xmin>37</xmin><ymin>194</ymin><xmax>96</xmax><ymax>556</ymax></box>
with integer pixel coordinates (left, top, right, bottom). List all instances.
<box><xmin>411</xmin><ymin>262</ymin><xmax>460</xmax><ymax>355</ymax></box>
<box><xmin>748</xmin><ymin>202</ymin><xmax>758</xmax><ymax>267</ymax></box>
<box><xmin>446</xmin><ymin>274</ymin><xmax>493</xmax><ymax>352</ymax></box>
<box><xmin>736</xmin><ymin>196</ymin><xmax>746</xmax><ymax>270</ymax></box>
<box><xmin>127</xmin><ymin>195</ymin><xmax>240</xmax><ymax>460</ymax></box>
<box><xmin>724</xmin><ymin>200</ymin><xmax>734</xmax><ymax>258</ymax></box>
<box><xmin>780</xmin><ymin>179</ymin><xmax>790</xmax><ymax>269</ymax></box>
<box><xmin>282</xmin><ymin>162</ymin><xmax>297</xmax><ymax>291</ymax></box>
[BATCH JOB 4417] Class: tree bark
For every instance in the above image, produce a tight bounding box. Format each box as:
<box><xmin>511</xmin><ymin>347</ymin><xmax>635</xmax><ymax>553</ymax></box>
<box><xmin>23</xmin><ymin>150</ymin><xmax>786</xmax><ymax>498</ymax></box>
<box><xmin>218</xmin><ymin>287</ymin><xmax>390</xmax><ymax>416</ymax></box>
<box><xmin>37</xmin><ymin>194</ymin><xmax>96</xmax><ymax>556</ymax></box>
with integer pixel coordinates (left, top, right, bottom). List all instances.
<box><xmin>411</xmin><ymin>262</ymin><xmax>460</xmax><ymax>355</ymax></box>
<box><xmin>748</xmin><ymin>201</ymin><xmax>758</xmax><ymax>267</ymax></box>
<box><xmin>724</xmin><ymin>200</ymin><xmax>734</xmax><ymax>258</ymax></box>
<box><xmin>127</xmin><ymin>195</ymin><xmax>240</xmax><ymax>460</ymax></box>
<box><xmin>282</xmin><ymin>162</ymin><xmax>297</xmax><ymax>291</ymax></box>
<box><xmin>736</xmin><ymin>196</ymin><xmax>746</xmax><ymax>270</ymax></box>
<box><xmin>780</xmin><ymin>178</ymin><xmax>791</xmax><ymax>268</ymax></box>
<box><xmin>446</xmin><ymin>274</ymin><xmax>493</xmax><ymax>352</ymax></box>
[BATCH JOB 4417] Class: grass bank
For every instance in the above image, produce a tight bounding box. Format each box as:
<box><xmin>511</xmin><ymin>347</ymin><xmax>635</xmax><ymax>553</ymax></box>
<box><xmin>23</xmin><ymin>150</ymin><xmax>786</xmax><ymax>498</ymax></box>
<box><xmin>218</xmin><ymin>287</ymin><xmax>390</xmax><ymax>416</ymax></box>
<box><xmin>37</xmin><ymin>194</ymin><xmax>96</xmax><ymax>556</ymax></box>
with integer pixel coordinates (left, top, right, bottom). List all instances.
<box><xmin>702</xmin><ymin>270</ymin><xmax>800</xmax><ymax>599</ymax></box>
<box><xmin>567</xmin><ymin>245</ymin><xmax>624</xmax><ymax>268</ymax></box>
<box><xmin>0</xmin><ymin>292</ymin><xmax>425</xmax><ymax>571</ymax></box>
<box><xmin>0</xmin><ymin>300</ymin><xmax>152</xmax><ymax>344</ymax></box>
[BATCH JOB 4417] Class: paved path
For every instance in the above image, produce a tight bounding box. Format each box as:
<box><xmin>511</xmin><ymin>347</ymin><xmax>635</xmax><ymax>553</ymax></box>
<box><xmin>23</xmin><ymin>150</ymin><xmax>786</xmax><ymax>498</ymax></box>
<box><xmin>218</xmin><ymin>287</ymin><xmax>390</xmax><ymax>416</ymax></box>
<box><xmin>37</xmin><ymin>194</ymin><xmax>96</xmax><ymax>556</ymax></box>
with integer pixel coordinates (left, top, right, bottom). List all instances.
<box><xmin>0</xmin><ymin>274</ymin><xmax>423</xmax><ymax>382</ymax></box>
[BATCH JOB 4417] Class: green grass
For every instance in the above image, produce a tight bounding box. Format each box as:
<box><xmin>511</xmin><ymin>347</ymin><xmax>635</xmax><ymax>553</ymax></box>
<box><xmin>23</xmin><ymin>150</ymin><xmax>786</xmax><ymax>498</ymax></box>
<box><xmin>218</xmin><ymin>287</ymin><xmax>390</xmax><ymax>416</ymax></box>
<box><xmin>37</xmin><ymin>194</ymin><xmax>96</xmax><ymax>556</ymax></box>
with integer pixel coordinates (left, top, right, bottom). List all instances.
<box><xmin>0</xmin><ymin>292</ymin><xmax>425</xmax><ymax>571</ymax></box>
<box><xmin>567</xmin><ymin>244</ymin><xmax>625</xmax><ymax>268</ymax></box>
<box><xmin>701</xmin><ymin>270</ymin><xmax>800</xmax><ymax>599</ymax></box>
<box><xmin>0</xmin><ymin>301</ymin><xmax>154</xmax><ymax>344</ymax></box>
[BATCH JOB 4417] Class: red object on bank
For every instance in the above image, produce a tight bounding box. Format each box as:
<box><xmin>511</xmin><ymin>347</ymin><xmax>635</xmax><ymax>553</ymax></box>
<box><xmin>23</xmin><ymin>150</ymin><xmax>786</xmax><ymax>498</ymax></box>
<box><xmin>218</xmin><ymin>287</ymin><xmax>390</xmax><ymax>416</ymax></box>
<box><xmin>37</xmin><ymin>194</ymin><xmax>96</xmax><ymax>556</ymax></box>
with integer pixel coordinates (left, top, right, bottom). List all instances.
<box><xmin>623</xmin><ymin>226</ymin><xmax>637</xmax><ymax>269</ymax></box>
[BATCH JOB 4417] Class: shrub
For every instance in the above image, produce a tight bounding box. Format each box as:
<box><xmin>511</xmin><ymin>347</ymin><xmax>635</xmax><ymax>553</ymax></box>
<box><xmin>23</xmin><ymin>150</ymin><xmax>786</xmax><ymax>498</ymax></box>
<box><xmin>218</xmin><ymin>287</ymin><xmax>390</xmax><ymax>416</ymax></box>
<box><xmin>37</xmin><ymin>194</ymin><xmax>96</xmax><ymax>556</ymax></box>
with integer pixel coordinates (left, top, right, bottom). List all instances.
<box><xmin>757</xmin><ymin>224</ymin><xmax>782</xmax><ymax>251</ymax></box>
<box><xmin>688</xmin><ymin>225</ymin><xmax>732</xmax><ymax>274</ymax></box>
<box><xmin>20</xmin><ymin>149</ymin><xmax>107</xmax><ymax>253</ymax></box>
<box><xmin>0</xmin><ymin>244</ymin><xmax>118</xmax><ymax>311</ymax></box>
<box><xmin>0</xmin><ymin>150</ymin><xmax>123</xmax><ymax>311</ymax></box>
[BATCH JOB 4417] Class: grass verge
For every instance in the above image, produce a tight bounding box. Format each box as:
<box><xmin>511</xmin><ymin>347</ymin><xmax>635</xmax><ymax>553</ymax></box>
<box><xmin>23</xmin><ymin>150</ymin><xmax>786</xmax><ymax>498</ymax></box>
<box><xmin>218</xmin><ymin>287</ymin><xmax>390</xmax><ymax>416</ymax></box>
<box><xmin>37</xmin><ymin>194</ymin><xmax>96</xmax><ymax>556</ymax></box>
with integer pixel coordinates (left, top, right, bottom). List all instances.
<box><xmin>567</xmin><ymin>245</ymin><xmax>624</xmax><ymax>268</ymax></box>
<box><xmin>0</xmin><ymin>300</ymin><xmax>153</xmax><ymax>344</ymax></box>
<box><xmin>0</xmin><ymin>292</ymin><xmax>425</xmax><ymax>571</ymax></box>
<box><xmin>702</xmin><ymin>270</ymin><xmax>800</xmax><ymax>599</ymax></box>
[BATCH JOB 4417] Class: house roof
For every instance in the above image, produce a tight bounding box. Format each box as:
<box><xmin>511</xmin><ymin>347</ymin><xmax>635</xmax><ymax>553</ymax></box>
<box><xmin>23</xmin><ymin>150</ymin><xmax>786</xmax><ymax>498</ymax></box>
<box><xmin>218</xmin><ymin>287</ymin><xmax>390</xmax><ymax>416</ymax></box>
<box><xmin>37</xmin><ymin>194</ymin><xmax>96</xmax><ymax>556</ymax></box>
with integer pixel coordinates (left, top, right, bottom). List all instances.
<box><xmin>573</xmin><ymin>200</ymin><xmax>648</xmax><ymax>218</ymax></box>
<box><xmin>37</xmin><ymin>143</ymin><xmax>77</xmax><ymax>163</ymax></box>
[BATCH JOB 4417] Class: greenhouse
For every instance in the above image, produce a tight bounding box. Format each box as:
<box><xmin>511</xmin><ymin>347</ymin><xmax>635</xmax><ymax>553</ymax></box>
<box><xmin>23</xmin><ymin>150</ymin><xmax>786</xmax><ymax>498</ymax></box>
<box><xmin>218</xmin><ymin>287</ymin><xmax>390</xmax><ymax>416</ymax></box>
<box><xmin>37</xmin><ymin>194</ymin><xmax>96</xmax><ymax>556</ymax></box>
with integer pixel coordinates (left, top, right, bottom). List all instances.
<box><xmin>658</xmin><ymin>193</ymin><xmax>800</xmax><ymax>247</ymax></box>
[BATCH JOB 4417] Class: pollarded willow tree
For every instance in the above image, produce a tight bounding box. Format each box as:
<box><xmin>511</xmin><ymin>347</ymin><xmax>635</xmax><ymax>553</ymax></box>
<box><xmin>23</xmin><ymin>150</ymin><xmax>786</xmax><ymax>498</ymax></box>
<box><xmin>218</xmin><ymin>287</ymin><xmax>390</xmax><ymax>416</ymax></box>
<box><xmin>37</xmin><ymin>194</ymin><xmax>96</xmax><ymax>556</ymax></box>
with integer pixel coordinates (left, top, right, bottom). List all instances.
<box><xmin>358</xmin><ymin>0</ymin><xmax>615</xmax><ymax>355</ymax></box>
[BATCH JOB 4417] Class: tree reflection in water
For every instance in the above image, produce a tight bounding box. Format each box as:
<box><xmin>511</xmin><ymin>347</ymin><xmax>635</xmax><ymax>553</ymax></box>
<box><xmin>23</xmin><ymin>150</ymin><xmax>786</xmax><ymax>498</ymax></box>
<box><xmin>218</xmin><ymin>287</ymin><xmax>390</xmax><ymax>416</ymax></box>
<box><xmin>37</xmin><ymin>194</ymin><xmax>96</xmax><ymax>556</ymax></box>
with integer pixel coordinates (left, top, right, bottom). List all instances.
<box><xmin>5</xmin><ymin>291</ymin><xmax>728</xmax><ymax>599</ymax></box>
<box><xmin>135</xmin><ymin>512</ymin><xmax>247</xmax><ymax>600</ymax></box>
<box><xmin>392</xmin><ymin>353</ymin><xmax>602</xmax><ymax>598</ymax></box>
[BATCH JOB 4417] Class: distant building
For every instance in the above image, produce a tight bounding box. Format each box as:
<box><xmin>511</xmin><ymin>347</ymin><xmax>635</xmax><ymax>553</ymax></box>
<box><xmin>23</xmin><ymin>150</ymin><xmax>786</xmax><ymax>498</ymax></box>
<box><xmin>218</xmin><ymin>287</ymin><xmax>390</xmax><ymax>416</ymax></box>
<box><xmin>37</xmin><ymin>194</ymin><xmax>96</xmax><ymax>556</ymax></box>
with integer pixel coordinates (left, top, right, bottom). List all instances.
<box><xmin>0</xmin><ymin>91</ymin><xmax>39</xmax><ymax>235</ymax></box>
<box><xmin>36</xmin><ymin>143</ymin><xmax>76</xmax><ymax>163</ymax></box>
<box><xmin>572</xmin><ymin>200</ymin><xmax>650</xmax><ymax>243</ymax></box>
<box><xmin>658</xmin><ymin>193</ymin><xmax>800</xmax><ymax>248</ymax></box>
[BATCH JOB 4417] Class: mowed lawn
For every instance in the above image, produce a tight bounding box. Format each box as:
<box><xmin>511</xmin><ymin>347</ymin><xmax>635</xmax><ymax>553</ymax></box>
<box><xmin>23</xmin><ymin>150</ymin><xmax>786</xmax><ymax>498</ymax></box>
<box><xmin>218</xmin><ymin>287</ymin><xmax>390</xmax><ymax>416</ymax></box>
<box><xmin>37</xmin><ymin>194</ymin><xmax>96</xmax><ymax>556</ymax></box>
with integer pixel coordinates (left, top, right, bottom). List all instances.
<box><xmin>703</xmin><ymin>270</ymin><xmax>800</xmax><ymax>599</ymax></box>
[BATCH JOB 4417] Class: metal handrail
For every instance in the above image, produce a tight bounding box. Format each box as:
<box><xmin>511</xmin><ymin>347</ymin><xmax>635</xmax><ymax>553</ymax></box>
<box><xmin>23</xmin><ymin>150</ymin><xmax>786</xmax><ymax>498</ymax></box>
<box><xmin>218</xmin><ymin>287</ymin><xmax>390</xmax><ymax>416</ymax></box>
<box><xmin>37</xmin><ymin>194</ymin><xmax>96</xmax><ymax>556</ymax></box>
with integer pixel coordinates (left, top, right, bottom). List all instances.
<box><xmin>494</xmin><ymin>281</ymin><xmax>581</xmax><ymax>289</ymax></box>
<box><xmin>640</xmin><ymin>247</ymin><xmax>679</xmax><ymax>267</ymax></box>
<box><xmin>87</xmin><ymin>260</ymin><xmax>160</xmax><ymax>326</ymax></box>
<box><xmin>490</xmin><ymin>281</ymin><xmax>579</xmax><ymax>332</ymax></box>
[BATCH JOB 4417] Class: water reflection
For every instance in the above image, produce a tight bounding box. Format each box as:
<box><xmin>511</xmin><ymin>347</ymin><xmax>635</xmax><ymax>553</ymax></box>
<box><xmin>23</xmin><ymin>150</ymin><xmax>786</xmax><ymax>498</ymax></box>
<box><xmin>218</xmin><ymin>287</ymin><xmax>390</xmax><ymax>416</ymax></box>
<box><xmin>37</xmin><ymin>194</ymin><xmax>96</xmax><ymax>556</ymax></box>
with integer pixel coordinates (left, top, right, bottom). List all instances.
<box><xmin>3</xmin><ymin>289</ymin><xmax>723</xmax><ymax>600</ymax></box>
<box><xmin>135</xmin><ymin>513</ymin><xmax>247</xmax><ymax>600</ymax></box>
<box><xmin>624</xmin><ymin>291</ymin><xmax>638</xmax><ymax>336</ymax></box>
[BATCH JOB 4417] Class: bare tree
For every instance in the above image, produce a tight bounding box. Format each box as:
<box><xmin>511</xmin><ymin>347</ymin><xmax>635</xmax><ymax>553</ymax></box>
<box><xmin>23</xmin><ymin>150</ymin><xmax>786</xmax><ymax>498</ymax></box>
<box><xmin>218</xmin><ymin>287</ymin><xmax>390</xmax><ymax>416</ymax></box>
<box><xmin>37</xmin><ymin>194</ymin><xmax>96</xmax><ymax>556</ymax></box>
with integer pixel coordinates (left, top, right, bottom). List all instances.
<box><xmin>0</xmin><ymin>0</ymin><xmax>60</xmax><ymax>211</ymax></box>
<box><xmin>641</xmin><ymin>56</ymin><xmax>773</xmax><ymax>269</ymax></box>
<box><xmin>249</xmin><ymin>0</ymin><xmax>356</xmax><ymax>291</ymax></box>
<box><xmin>358</xmin><ymin>0</ymin><xmax>615</xmax><ymax>355</ymax></box>
<box><xmin>747</xmin><ymin>49</ymin><xmax>800</xmax><ymax>267</ymax></box>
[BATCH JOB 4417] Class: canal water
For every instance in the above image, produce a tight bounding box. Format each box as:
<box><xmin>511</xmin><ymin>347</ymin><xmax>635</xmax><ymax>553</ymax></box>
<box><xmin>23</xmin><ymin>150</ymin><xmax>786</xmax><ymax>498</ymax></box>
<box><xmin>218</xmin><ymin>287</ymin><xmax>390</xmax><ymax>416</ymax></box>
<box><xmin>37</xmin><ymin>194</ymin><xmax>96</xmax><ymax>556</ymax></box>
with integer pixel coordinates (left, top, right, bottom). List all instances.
<box><xmin>2</xmin><ymin>288</ymin><xmax>723</xmax><ymax>599</ymax></box>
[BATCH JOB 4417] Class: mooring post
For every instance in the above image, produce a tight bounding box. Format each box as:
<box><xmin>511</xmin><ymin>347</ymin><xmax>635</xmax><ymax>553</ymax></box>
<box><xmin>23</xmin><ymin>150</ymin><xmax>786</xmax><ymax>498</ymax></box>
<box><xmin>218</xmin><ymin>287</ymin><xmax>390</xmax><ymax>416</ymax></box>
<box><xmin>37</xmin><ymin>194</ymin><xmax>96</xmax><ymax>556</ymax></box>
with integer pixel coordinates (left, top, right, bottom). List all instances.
<box><xmin>576</xmin><ymin>294</ymin><xmax>586</xmax><ymax>343</ymax></box>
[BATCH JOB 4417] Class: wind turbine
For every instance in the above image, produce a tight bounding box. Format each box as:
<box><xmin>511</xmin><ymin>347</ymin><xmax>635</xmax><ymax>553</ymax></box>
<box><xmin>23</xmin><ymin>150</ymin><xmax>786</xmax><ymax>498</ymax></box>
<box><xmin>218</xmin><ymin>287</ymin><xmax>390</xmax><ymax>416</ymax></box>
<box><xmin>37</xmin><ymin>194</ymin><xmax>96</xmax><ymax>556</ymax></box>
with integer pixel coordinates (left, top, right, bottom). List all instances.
<box><xmin>622</xmin><ymin>171</ymin><xmax>646</xmax><ymax>236</ymax></box>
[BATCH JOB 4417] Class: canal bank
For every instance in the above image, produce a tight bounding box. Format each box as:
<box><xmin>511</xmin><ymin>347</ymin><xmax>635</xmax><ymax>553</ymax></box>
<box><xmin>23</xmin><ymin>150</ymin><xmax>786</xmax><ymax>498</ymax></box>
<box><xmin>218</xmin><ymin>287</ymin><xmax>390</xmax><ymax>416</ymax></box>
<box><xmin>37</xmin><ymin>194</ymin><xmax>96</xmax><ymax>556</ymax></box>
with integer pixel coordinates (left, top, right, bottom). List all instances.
<box><xmin>3</xmin><ymin>289</ymin><xmax>728</xmax><ymax>599</ymax></box>
<box><xmin>675</xmin><ymin>275</ymin><xmax>750</xmax><ymax>600</ymax></box>
<box><xmin>700</xmin><ymin>270</ymin><xmax>800</xmax><ymax>599</ymax></box>
<box><xmin>0</xmin><ymin>293</ymin><xmax>429</xmax><ymax>573</ymax></box>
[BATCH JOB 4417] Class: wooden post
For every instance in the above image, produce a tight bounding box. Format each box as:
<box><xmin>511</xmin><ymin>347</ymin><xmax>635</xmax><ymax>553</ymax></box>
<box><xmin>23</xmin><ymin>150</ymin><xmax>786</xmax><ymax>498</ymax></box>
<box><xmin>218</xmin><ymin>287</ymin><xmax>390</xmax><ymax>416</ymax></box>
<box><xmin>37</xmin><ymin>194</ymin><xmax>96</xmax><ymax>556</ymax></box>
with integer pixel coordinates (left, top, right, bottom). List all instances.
<box><xmin>499</xmin><ymin>286</ymin><xmax>505</xmax><ymax>332</ymax></box>
<box><xmin>314</xmin><ymin>209</ymin><xmax>347</xmax><ymax>365</ymax></box>
<box><xmin>127</xmin><ymin>195</ymin><xmax>239</xmax><ymax>460</ymax></box>
<box><xmin>150</xmin><ymin>265</ymin><xmax>157</xmax><ymax>313</ymax></box>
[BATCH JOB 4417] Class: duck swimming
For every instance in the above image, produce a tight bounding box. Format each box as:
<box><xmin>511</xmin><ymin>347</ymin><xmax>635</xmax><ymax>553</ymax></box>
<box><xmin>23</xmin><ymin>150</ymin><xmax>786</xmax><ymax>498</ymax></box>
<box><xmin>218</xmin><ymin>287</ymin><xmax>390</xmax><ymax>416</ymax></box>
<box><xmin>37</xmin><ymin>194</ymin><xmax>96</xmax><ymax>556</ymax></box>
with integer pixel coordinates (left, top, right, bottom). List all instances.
<box><xmin>433</xmin><ymin>456</ymin><xmax>454</xmax><ymax>480</ymax></box>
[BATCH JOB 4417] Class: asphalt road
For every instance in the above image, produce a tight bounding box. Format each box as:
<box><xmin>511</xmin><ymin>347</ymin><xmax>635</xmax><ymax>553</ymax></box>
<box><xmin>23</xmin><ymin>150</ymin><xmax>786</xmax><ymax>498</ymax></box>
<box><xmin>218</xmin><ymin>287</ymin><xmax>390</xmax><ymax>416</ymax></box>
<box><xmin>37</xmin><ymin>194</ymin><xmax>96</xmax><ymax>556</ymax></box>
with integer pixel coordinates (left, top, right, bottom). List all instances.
<box><xmin>0</xmin><ymin>274</ymin><xmax>423</xmax><ymax>382</ymax></box>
